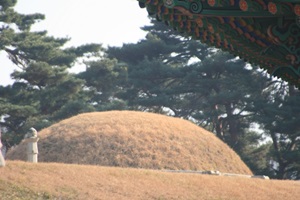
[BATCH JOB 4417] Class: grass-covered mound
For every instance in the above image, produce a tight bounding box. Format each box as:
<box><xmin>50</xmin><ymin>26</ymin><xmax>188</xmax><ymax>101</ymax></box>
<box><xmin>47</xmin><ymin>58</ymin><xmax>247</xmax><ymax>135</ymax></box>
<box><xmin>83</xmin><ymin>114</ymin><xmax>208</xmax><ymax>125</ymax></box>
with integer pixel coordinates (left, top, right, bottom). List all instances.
<box><xmin>7</xmin><ymin>111</ymin><xmax>251</xmax><ymax>174</ymax></box>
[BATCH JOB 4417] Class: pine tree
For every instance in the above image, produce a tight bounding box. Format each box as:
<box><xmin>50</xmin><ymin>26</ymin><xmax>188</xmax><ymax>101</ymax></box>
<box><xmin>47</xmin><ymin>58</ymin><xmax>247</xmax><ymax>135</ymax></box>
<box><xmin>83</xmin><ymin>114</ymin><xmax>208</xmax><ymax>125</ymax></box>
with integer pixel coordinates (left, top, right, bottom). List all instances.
<box><xmin>76</xmin><ymin>58</ymin><xmax>128</xmax><ymax>111</ymax></box>
<box><xmin>254</xmin><ymin>82</ymin><xmax>300</xmax><ymax>179</ymax></box>
<box><xmin>0</xmin><ymin>0</ymin><xmax>102</xmax><ymax>145</ymax></box>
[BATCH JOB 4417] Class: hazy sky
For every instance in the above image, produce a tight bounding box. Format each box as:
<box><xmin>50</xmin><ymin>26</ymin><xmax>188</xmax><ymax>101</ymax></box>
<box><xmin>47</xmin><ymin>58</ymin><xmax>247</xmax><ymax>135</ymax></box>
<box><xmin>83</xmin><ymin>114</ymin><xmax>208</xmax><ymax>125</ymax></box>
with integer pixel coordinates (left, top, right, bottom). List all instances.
<box><xmin>0</xmin><ymin>0</ymin><xmax>150</xmax><ymax>85</ymax></box>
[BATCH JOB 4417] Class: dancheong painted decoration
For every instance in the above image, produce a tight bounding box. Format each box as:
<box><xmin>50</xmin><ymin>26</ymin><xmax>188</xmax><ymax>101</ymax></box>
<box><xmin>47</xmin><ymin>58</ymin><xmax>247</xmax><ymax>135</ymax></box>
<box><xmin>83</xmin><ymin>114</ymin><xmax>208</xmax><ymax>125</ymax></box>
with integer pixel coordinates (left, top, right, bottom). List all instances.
<box><xmin>136</xmin><ymin>0</ymin><xmax>300</xmax><ymax>87</ymax></box>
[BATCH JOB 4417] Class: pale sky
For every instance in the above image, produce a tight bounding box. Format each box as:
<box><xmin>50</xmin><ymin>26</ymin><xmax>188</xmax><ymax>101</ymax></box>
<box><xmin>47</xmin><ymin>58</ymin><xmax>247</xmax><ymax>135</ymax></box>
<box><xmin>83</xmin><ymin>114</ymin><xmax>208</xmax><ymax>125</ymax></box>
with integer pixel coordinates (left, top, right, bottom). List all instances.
<box><xmin>0</xmin><ymin>0</ymin><xmax>150</xmax><ymax>85</ymax></box>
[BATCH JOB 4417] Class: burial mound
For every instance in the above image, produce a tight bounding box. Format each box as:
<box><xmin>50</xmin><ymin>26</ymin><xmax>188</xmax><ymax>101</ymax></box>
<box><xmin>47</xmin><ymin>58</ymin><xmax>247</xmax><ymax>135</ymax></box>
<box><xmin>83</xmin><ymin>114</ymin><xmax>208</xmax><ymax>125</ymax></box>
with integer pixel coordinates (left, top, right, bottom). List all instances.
<box><xmin>7</xmin><ymin>111</ymin><xmax>252</xmax><ymax>174</ymax></box>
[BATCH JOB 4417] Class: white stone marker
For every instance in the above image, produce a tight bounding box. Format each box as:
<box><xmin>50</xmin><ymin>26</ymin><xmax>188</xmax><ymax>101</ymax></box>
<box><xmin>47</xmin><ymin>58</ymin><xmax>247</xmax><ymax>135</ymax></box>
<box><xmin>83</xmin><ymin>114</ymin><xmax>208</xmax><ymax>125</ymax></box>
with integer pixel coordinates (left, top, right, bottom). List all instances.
<box><xmin>0</xmin><ymin>130</ymin><xmax>5</xmax><ymax>167</ymax></box>
<box><xmin>24</xmin><ymin>127</ymin><xmax>39</xmax><ymax>163</ymax></box>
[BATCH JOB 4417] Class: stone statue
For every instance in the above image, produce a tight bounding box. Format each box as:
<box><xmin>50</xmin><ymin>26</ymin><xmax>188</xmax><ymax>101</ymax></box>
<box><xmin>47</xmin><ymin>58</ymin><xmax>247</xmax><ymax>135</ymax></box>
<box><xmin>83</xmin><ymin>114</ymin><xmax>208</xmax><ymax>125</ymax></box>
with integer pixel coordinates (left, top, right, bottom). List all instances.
<box><xmin>0</xmin><ymin>129</ymin><xmax>5</xmax><ymax>167</ymax></box>
<box><xmin>24</xmin><ymin>127</ymin><xmax>39</xmax><ymax>163</ymax></box>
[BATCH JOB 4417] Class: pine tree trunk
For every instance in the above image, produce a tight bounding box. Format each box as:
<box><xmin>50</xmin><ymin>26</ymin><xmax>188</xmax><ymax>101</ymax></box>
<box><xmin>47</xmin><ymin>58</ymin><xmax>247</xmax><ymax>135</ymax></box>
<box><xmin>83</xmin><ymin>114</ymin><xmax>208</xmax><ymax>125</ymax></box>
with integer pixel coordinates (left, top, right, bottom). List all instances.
<box><xmin>225</xmin><ymin>103</ymin><xmax>239</xmax><ymax>145</ymax></box>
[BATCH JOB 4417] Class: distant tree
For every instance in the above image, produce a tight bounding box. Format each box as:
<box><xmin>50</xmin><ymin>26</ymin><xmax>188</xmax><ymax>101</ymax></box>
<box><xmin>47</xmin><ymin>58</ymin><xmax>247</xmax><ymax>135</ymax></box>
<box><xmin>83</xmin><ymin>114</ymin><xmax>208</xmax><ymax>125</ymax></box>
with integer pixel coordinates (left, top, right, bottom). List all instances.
<box><xmin>0</xmin><ymin>61</ymin><xmax>100</xmax><ymax>146</ymax></box>
<box><xmin>254</xmin><ymin>82</ymin><xmax>300</xmax><ymax>179</ymax></box>
<box><xmin>107</xmin><ymin>20</ymin><xmax>211</xmax><ymax>113</ymax></box>
<box><xmin>0</xmin><ymin>0</ymin><xmax>102</xmax><ymax>145</ymax></box>
<box><xmin>76</xmin><ymin>58</ymin><xmax>128</xmax><ymax>111</ymax></box>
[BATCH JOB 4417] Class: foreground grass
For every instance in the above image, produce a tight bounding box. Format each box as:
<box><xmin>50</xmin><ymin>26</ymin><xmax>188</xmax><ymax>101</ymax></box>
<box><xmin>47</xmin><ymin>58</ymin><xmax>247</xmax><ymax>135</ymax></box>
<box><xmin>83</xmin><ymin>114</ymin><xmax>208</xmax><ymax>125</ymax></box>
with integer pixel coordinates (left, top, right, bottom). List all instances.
<box><xmin>0</xmin><ymin>161</ymin><xmax>299</xmax><ymax>200</ymax></box>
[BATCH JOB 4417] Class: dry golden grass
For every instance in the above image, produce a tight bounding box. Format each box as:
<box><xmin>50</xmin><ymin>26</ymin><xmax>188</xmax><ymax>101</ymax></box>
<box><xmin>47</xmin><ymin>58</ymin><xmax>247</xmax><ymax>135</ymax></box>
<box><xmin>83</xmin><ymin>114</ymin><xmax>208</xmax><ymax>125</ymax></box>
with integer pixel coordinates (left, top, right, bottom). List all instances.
<box><xmin>1</xmin><ymin>161</ymin><xmax>299</xmax><ymax>200</ymax></box>
<box><xmin>7</xmin><ymin>110</ymin><xmax>251</xmax><ymax>174</ymax></box>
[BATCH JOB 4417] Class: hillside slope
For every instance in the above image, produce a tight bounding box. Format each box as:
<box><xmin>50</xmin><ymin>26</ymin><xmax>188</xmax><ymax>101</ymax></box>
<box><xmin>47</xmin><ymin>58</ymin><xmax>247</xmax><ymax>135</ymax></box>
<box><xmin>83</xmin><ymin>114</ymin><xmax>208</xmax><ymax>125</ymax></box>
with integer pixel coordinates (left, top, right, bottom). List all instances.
<box><xmin>1</xmin><ymin>161</ymin><xmax>300</xmax><ymax>200</ymax></box>
<box><xmin>7</xmin><ymin>111</ymin><xmax>251</xmax><ymax>174</ymax></box>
